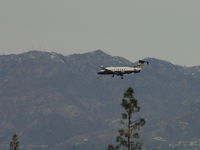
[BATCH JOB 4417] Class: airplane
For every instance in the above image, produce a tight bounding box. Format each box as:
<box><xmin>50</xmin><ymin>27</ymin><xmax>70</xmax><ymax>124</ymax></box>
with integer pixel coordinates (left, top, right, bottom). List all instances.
<box><xmin>97</xmin><ymin>60</ymin><xmax>149</xmax><ymax>79</ymax></box>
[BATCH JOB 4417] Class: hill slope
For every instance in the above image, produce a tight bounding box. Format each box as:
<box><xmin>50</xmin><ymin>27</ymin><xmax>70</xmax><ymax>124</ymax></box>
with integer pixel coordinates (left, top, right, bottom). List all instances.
<box><xmin>0</xmin><ymin>50</ymin><xmax>200</xmax><ymax>150</ymax></box>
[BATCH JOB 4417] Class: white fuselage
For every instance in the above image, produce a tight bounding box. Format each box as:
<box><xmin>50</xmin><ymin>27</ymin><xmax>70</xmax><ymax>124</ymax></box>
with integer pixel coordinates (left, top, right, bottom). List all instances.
<box><xmin>97</xmin><ymin>65</ymin><xmax>142</xmax><ymax>76</ymax></box>
<box><xmin>105</xmin><ymin>66</ymin><xmax>141</xmax><ymax>72</ymax></box>
<box><xmin>97</xmin><ymin>60</ymin><xmax>149</xmax><ymax>78</ymax></box>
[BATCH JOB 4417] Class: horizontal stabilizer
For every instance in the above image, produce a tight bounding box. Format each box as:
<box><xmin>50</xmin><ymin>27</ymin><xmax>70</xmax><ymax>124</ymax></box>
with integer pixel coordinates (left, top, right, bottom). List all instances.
<box><xmin>139</xmin><ymin>60</ymin><xmax>149</xmax><ymax>64</ymax></box>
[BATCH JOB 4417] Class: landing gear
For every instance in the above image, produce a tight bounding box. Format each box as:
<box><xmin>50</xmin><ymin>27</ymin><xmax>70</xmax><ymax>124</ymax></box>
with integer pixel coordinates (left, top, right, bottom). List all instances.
<box><xmin>112</xmin><ymin>74</ymin><xmax>114</xmax><ymax>77</ymax></box>
<box><xmin>121</xmin><ymin>76</ymin><xmax>124</xmax><ymax>79</ymax></box>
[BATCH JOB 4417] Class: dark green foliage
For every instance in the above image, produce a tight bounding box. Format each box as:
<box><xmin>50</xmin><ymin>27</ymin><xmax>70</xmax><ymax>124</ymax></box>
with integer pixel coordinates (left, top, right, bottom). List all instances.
<box><xmin>10</xmin><ymin>134</ymin><xmax>19</xmax><ymax>150</ymax></box>
<box><xmin>108</xmin><ymin>144</ymin><xmax>116</xmax><ymax>150</ymax></box>
<box><xmin>108</xmin><ymin>87</ymin><xmax>145</xmax><ymax>150</ymax></box>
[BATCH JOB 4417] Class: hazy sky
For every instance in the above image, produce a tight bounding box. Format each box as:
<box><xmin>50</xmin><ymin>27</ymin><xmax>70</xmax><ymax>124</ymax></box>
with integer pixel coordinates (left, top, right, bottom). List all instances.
<box><xmin>0</xmin><ymin>0</ymin><xmax>200</xmax><ymax>66</ymax></box>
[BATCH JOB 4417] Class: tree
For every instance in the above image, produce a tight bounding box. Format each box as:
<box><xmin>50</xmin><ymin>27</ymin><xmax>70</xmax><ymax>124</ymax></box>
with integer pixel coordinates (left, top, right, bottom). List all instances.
<box><xmin>108</xmin><ymin>87</ymin><xmax>145</xmax><ymax>150</ymax></box>
<box><xmin>10</xmin><ymin>134</ymin><xmax>19</xmax><ymax>150</ymax></box>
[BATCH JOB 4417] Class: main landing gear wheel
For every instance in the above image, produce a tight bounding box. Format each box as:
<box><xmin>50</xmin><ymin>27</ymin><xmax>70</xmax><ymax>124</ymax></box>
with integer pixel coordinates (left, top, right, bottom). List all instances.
<box><xmin>121</xmin><ymin>76</ymin><xmax>124</xmax><ymax>79</ymax></box>
<box><xmin>112</xmin><ymin>74</ymin><xmax>114</xmax><ymax>77</ymax></box>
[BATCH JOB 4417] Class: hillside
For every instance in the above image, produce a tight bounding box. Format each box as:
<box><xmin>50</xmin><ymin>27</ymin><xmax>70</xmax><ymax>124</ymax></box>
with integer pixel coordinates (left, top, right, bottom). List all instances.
<box><xmin>0</xmin><ymin>50</ymin><xmax>200</xmax><ymax>150</ymax></box>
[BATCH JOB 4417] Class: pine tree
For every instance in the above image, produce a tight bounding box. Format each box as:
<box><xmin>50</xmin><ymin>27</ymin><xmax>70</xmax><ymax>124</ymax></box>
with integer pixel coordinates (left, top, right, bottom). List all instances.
<box><xmin>108</xmin><ymin>87</ymin><xmax>145</xmax><ymax>150</ymax></box>
<box><xmin>10</xmin><ymin>134</ymin><xmax>19</xmax><ymax>150</ymax></box>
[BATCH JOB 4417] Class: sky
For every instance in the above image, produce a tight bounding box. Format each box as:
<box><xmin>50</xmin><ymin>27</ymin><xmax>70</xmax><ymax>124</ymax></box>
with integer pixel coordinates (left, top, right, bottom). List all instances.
<box><xmin>0</xmin><ymin>0</ymin><xmax>200</xmax><ymax>66</ymax></box>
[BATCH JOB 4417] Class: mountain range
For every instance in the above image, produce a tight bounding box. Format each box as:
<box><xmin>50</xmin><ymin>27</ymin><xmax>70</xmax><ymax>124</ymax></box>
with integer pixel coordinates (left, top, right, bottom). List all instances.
<box><xmin>0</xmin><ymin>50</ymin><xmax>200</xmax><ymax>150</ymax></box>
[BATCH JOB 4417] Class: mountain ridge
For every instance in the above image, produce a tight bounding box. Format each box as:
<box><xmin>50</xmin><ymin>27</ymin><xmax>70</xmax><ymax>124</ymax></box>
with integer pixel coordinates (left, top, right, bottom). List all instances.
<box><xmin>0</xmin><ymin>50</ymin><xmax>200</xmax><ymax>150</ymax></box>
